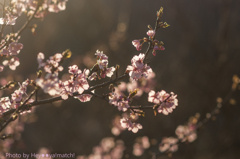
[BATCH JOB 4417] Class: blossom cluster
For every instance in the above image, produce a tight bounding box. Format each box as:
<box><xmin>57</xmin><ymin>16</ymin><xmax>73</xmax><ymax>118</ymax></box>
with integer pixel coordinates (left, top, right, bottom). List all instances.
<box><xmin>37</xmin><ymin>52</ymin><xmax>64</xmax><ymax>73</ymax></box>
<box><xmin>126</xmin><ymin>53</ymin><xmax>152</xmax><ymax>81</ymax></box>
<box><xmin>0</xmin><ymin>42</ymin><xmax>23</xmax><ymax>71</ymax></box>
<box><xmin>36</xmin><ymin>54</ymin><xmax>92</xmax><ymax>102</ymax></box>
<box><xmin>0</xmin><ymin>0</ymin><xmax>69</xmax><ymax>73</ymax></box>
<box><xmin>0</xmin><ymin>4</ymin><xmax>187</xmax><ymax>157</ymax></box>
<box><xmin>58</xmin><ymin>65</ymin><xmax>90</xmax><ymax>100</ymax></box>
<box><xmin>76</xmin><ymin>137</ymin><xmax>125</xmax><ymax>159</ymax></box>
<box><xmin>159</xmin><ymin>114</ymin><xmax>199</xmax><ymax>153</ymax></box>
<box><xmin>120</xmin><ymin>115</ymin><xmax>142</xmax><ymax>133</ymax></box>
<box><xmin>94</xmin><ymin>50</ymin><xmax>115</xmax><ymax>79</ymax></box>
<box><xmin>0</xmin><ymin>79</ymin><xmax>30</xmax><ymax>114</ymax></box>
<box><xmin>109</xmin><ymin>92</ymin><xmax>130</xmax><ymax>112</ymax></box>
<box><xmin>148</xmin><ymin>90</ymin><xmax>178</xmax><ymax>115</ymax></box>
<box><xmin>1</xmin><ymin>0</ymin><xmax>69</xmax><ymax>23</ymax></box>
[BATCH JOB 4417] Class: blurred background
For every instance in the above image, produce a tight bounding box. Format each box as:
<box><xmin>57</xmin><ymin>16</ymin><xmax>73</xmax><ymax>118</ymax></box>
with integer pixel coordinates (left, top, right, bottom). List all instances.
<box><xmin>1</xmin><ymin>0</ymin><xmax>240</xmax><ymax>158</ymax></box>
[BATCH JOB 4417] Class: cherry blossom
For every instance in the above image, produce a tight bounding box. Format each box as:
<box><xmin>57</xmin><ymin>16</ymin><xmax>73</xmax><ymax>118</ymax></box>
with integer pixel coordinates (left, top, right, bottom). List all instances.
<box><xmin>37</xmin><ymin>52</ymin><xmax>64</xmax><ymax>73</ymax></box>
<box><xmin>74</xmin><ymin>90</ymin><xmax>94</xmax><ymax>102</ymax></box>
<box><xmin>109</xmin><ymin>92</ymin><xmax>130</xmax><ymax>112</ymax></box>
<box><xmin>94</xmin><ymin>50</ymin><xmax>115</xmax><ymax>78</ymax></box>
<box><xmin>126</xmin><ymin>53</ymin><xmax>152</xmax><ymax>81</ymax></box>
<box><xmin>0</xmin><ymin>97</ymin><xmax>11</xmax><ymax>110</ymax></box>
<box><xmin>95</xmin><ymin>50</ymin><xmax>108</xmax><ymax>60</ymax></box>
<box><xmin>11</xmin><ymin>90</ymin><xmax>23</xmax><ymax>102</ymax></box>
<box><xmin>120</xmin><ymin>117</ymin><xmax>142</xmax><ymax>133</ymax></box>
<box><xmin>148</xmin><ymin>90</ymin><xmax>178</xmax><ymax>115</ymax></box>
<box><xmin>146</xmin><ymin>30</ymin><xmax>156</xmax><ymax>38</ymax></box>
<box><xmin>132</xmin><ymin>40</ymin><xmax>142</xmax><ymax>51</ymax></box>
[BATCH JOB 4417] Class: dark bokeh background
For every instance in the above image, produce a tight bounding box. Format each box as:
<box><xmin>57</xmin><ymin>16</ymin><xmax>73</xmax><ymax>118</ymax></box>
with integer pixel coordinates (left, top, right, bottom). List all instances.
<box><xmin>3</xmin><ymin>0</ymin><xmax>240</xmax><ymax>158</ymax></box>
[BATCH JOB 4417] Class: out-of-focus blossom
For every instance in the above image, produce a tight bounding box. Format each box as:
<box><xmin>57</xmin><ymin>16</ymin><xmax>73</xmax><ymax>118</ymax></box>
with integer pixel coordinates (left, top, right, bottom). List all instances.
<box><xmin>48</xmin><ymin>0</ymin><xmax>68</xmax><ymax>13</ymax></box>
<box><xmin>133</xmin><ymin>143</ymin><xmax>144</xmax><ymax>156</ymax></box>
<box><xmin>0</xmin><ymin>65</ymin><xmax>4</xmax><ymax>72</ymax></box>
<box><xmin>0</xmin><ymin>13</ymin><xmax>18</xmax><ymax>25</ymax></box>
<box><xmin>175</xmin><ymin>124</ymin><xmax>197</xmax><ymax>142</ymax></box>
<box><xmin>3</xmin><ymin>57</ymin><xmax>20</xmax><ymax>70</ymax></box>
<box><xmin>36</xmin><ymin>73</ymin><xmax>59</xmax><ymax>96</ymax></box>
<box><xmin>127</xmin><ymin>53</ymin><xmax>152</xmax><ymax>81</ymax></box>
<box><xmin>159</xmin><ymin>137</ymin><xmax>178</xmax><ymax>153</ymax></box>
<box><xmin>132</xmin><ymin>136</ymin><xmax>150</xmax><ymax>156</ymax></box>
<box><xmin>78</xmin><ymin>138</ymin><xmax>125</xmax><ymax>159</ymax></box>
<box><xmin>8</xmin><ymin>42</ymin><xmax>23</xmax><ymax>55</ymax></box>
<box><xmin>111</xmin><ymin>115</ymin><xmax>126</xmax><ymax>136</ymax></box>
<box><xmin>101</xmin><ymin>137</ymin><xmax>115</xmax><ymax>152</ymax></box>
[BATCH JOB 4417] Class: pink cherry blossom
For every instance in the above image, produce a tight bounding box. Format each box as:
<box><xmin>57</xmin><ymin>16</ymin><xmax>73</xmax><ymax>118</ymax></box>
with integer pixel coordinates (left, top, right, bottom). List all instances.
<box><xmin>117</xmin><ymin>100</ymin><xmax>130</xmax><ymax>112</ymax></box>
<box><xmin>148</xmin><ymin>90</ymin><xmax>161</xmax><ymax>104</ymax></box>
<box><xmin>75</xmin><ymin>93</ymin><xmax>93</xmax><ymax>102</ymax></box>
<box><xmin>109</xmin><ymin>92</ymin><xmax>130</xmax><ymax>112</ymax></box>
<box><xmin>88</xmin><ymin>72</ymin><xmax>98</xmax><ymax>81</ymax></box>
<box><xmin>95</xmin><ymin>50</ymin><xmax>108</xmax><ymax>60</ymax></box>
<box><xmin>11</xmin><ymin>90</ymin><xmax>23</xmax><ymax>102</ymax></box>
<box><xmin>127</xmin><ymin>53</ymin><xmax>152</xmax><ymax>81</ymax></box>
<box><xmin>148</xmin><ymin>90</ymin><xmax>178</xmax><ymax>115</ymax></box>
<box><xmin>68</xmin><ymin>65</ymin><xmax>79</xmax><ymax>75</ymax></box>
<box><xmin>120</xmin><ymin>117</ymin><xmax>142</xmax><ymax>133</ymax></box>
<box><xmin>146</xmin><ymin>30</ymin><xmax>155</xmax><ymax>38</ymax></box>
<box><xmin>132</xmin><ymin>40</ymin><xmax>142</xmax><ymax>51</ymax></box>
<box><xmin>0</xmin><ymin>97</ymin><xmax>11</xmax><ymax>110</ymax></box>
<box><xmin>158</xmin><ymin>91</ymin><xmax>178</xmax><ymax>115</ymax></box>
<box><xmin>18</xmin><ymin>79</ymin><xmax>30</xmax><ymax>94</ymax></box>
